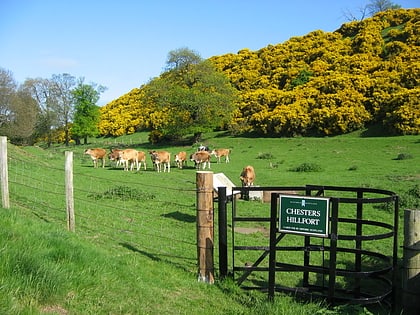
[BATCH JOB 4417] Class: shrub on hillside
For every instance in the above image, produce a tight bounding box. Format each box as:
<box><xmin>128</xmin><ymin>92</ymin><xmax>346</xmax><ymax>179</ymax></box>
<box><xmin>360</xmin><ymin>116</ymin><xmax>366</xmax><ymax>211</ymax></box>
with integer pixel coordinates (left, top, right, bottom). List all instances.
<box><xmin>395</xmin><ymin>152</ymin><xmax>413</xmax><ymax>160</ymax></box>
<box><xmin>289</xmin><ymin>162</ymin><xmax>323</xmax><ymax>172</ymax></box>
<box><xmin>399</xmin><ymin>184</ymin><xmax>420</xmax><ymax>209</ymax></box>
<box><xmin>89</xmin><ymin>186</ymin><xmax>155</xmax><ymax>201</ymax></box>
<box><xmin>257</xmin><ymin>152</ymin><xmax>273</xmax><ymax>159</ymax></box>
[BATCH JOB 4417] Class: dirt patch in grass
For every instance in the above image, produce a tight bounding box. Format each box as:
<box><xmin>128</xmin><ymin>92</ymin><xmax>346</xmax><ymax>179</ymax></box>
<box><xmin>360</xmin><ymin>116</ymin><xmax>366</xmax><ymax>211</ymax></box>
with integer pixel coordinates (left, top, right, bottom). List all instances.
<box><xmin>235</xmin><ymin>227</ymin><xmax>269</xmax><ymax>236</ymax></box>
<box><xmin>42</xmin><ymin>305</ymin><xmax>68</xmax><ymax>315</ymax></box>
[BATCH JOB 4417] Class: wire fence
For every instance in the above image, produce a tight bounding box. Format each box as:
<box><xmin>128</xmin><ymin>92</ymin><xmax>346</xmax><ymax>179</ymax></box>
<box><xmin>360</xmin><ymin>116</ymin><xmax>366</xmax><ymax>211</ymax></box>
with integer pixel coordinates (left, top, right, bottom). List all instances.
<box><xmin>5</xmin><ymin>144</ymin><xmax>203</xmax><ymax>272</ymax></box>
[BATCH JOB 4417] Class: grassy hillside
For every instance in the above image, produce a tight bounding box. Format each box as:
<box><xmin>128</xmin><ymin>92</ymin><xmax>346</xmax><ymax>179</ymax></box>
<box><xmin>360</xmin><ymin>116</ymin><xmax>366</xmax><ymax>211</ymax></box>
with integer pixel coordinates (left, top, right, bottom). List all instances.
<box><xmin>1</xmin><ymin>132</ymin><xmax>419</xmax><ymax>314</ymax></box>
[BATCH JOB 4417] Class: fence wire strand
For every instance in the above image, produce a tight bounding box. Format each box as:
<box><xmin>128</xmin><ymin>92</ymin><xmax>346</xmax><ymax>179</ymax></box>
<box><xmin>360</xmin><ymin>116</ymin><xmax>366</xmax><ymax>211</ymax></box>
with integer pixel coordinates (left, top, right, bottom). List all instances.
<box><xmin>7</xmin><ymin>152</ymin><xmax>199</xmax><ymax>265</ymax></box>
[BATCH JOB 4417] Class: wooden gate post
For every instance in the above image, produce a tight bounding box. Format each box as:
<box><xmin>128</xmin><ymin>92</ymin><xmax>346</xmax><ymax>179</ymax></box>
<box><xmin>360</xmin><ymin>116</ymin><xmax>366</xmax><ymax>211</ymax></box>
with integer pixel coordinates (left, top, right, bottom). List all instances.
<box><xmin>65</xmin><ymin>151</ymin><xmax>75</xmax><ymax>232</ymax></box>
<box><xmin>0</xmin><ymin>136</ymin><xmax>9</xmax><ymax>209</ymax></box>
<box><xmin>196</xmin><ymin>171</ymin><xmax>214</xmax><ymax>284</ymax></box>
<box><xmin>402</xmin><ymin>209</ymin><xmax>420</xmax><ymax>314</ymax></box>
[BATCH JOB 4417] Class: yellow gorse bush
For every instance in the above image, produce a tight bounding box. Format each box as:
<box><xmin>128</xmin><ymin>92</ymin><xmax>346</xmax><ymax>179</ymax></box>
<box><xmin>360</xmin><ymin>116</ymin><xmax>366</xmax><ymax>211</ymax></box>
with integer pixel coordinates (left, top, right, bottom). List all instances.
<box><xmin>99</xmin><ymin>9</ymin><xmax>419</xmax><ymax>137</ymax></box>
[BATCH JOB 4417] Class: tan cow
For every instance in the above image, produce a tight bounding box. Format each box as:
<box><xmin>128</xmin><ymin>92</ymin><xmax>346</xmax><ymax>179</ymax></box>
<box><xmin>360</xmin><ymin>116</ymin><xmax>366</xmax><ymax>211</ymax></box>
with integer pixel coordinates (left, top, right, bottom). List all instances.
<box><xmin>137</xmin><ymin>150</ymin><xmax>147</xmax><ymax>170</ymax></box>
<box><xmin>190</xmin><ymin>151</ymin><xmax>211</xmax><ymax>170</ymax></box>
<box><xmin>211</xmin><ymin>148</ymin><xmax>231</xmax><ymax>163</ymax></box>
<box><xmin>174</xmin><ymin>151</ymin><xmax>187</xmax><ymax>169</ymax></box>
<box><xmin>149</xmin><ymin>150</ymin><xmax>171</xmax><ymax>172</ymax></box>
<box><xmin>120</xmin><ymin>149</ymin><xmax>139</xmax><ymax>171</ymax></box>
<box><xmin>84</xmin><ymin>148</ymin><xmax>107</xmax><ymax>168</ymax></box>
<box><xmin>240</xmin><ymin>165</ymin><xmax>255</xmax><ymax>187</ymax></box>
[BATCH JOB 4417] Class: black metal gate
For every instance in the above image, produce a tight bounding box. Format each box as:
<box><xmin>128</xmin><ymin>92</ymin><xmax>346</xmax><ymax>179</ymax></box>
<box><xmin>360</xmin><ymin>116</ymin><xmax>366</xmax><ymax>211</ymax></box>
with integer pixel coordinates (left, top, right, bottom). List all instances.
<box><xmin>217</xmin><ymin>185</ymin><xmax>398</xmax><ymax>307</ymax></box>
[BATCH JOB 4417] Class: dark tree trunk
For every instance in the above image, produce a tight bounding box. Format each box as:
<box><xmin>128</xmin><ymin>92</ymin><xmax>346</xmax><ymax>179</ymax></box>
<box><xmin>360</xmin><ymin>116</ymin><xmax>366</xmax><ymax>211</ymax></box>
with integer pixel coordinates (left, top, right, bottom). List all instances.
<box><xmin>193</xmin><ymin>132</ymin><xmax>202</xmax><ymax>143</ymax></box>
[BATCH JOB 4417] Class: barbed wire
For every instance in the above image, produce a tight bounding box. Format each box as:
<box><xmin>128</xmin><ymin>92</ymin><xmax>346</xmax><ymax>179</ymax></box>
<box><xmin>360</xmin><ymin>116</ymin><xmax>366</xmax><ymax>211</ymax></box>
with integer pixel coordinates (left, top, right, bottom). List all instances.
<box><xmin>7</xmin><ymin>153</ymin><xmax>201</xmax><ymax>262</ymax></box>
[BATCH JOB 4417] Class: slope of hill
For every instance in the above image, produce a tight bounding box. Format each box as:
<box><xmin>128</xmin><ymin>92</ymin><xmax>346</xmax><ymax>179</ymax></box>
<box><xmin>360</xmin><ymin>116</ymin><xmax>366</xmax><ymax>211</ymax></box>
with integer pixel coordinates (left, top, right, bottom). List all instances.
<box><xmin>99</xmin><ymin>9</ymin><xmax>419</xmax><ymax>138</ymax></box>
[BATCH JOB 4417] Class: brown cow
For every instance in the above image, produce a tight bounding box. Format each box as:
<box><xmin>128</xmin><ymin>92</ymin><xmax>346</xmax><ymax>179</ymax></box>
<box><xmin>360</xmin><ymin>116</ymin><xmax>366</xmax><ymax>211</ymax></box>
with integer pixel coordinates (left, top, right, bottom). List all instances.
<box><xmin>211</xmin><ymin>148</ymin><xmax>231</xmax><ymax>163</ymax></box>
<box><xmin>149</xmin><ymin>150</ymin><xmax>171</xmax><ymax>172</ymax></box>
<box><xmin>84</xmin><ymin>148</ymin><xmax>107</xmax><ymax>168</ymax></box>
<box><xmin>190</xmin><ymin>151</ymin><xmax>211</xmax><ymax>170</ymax></box>
<box><xmin>119</xmin><ymin>149</ymin><xmax>139</xmax><ymax>171</ymax></box>
<box><xmin>240</xmin><ymin>165</ymin><xmax>255</xmax><ymax>187</ymax></box>
<box><xmin>108</xmin><ymin>148</ymin><xmax>123</xmax><ymax>167</ymax></box>
<box><xmin>240</xmin><ymin>165</ymin><xmax>255</xmax><ymax>200</ymax></box>
<box><xmin>175</xmin><ymin>151</ymin><xmax>187</xmax><ymax>169</ymax></box>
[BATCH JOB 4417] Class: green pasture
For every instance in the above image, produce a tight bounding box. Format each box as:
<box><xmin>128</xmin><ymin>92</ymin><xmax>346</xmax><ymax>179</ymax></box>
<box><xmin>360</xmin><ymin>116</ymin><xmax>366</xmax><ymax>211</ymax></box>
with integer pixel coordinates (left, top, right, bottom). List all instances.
<box><xmin>0</xmin><ymin>131</ymin><xmax>419</xmax><ymax>314</ymax></box>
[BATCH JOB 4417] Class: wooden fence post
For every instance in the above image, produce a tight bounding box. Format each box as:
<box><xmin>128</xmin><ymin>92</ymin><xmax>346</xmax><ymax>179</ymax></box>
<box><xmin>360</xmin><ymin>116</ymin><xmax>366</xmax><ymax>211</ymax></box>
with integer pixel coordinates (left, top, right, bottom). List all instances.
<box><xmin>0</xmin><ymin>136</ymin><xmax>9</xmax><ymax>209</ymax></box>
<box><xmin>196</xmin><ymin>171</ymin><xmax>214</xmax><ymax>284</ymax></box>
<box><xmin>65</xmin><ymin>151</ymin><xmax>75</xmax><ymax>232</ymax></box>
<box><xmin>402</xmin><ymin>209</ymin><xmax>420</xmax><ymax>314</ymax></box>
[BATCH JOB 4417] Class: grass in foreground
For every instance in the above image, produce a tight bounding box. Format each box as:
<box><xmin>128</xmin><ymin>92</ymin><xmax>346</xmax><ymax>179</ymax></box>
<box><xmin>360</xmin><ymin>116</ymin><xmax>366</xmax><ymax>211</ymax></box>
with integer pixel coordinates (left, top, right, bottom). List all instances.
<box><xmin>1</xmin><ymin>130</ymin><xmax>419</xmax><ymax>314</ymax></box>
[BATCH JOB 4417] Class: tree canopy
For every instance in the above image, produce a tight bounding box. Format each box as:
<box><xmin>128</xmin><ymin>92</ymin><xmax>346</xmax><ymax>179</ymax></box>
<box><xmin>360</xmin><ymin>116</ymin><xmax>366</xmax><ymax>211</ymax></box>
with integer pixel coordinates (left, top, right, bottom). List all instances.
<box><xmin>0</xmin><ymin>69</ymin><xmax>106</xmax><ymax>145</ymax></box>
<box><xmin>100</xmin><ymin>48</ymin><xmax>238</xmax><ymax>143</ymax></box>
<box><xmin>145</xmin><ymin>49</ymin><xmax>237</xmax><ymax>142</ymax></box>
<box><xmin>0</xmin><ymin>68</ymin><xmax>38</xmax><ymax>144</ymax></box>
<box><xmin>72</xmin><ymin>79</ymin><xmax>106</xmax><ymax>144</ymax></box>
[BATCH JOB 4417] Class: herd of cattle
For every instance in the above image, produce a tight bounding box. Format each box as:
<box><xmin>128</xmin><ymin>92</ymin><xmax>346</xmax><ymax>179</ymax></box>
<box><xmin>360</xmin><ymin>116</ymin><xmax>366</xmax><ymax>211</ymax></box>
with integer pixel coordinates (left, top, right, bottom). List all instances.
<box><xmin>84</xmin><ymin>145</ymin><xmax>255</xmax><ymax>187</ymax></box>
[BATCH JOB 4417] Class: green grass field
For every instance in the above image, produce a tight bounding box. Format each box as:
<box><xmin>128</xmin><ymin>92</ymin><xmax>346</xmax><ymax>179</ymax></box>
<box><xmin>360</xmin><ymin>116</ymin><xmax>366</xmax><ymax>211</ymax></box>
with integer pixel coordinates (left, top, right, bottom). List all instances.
<box><xmin>1</xmin><ymin>131</ymin><xmax>419</xmax><ymax>314</ymax></box>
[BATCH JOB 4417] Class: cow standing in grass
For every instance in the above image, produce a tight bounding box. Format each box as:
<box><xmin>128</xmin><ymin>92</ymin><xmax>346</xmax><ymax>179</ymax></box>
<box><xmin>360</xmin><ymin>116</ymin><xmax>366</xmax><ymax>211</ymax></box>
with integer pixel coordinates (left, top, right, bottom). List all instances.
<box><xmin>108</xmin><ymin>148</ymin><xmax>123</xmax><ymax>168</ymax></box>
<box><xmin>240</xmin><ymin>165</ymin><xmax>255</xmax><ymax>187</ymax></box>
<box><xmin>240</xmin><ymin>165</ymin><xmax>255</xmax><ymax>200</ymax></box>
<box><xmin>175</xmin><ymin>151</ymin><xmax>187</xmax><ymax>169</ymax></box>
<box><xmin>119</xmin><ymin>149</ymin><xmax>139</xmax><ymax>171</ymax></box>
<box><xmin>198</xmin><ymin>144</ymin><xmax>210</xmax><ymax>152</ymax></box>
<box><xmin>190</xmin><ymin>151</ymin><xmax>211</xmax><ymax>170</ymax></box>
<box><xmin>211</xmin><ymin>148</ymin><xmax>231</xmax><ymax>163</ymax></box>
<box><xmin>149</xmin><ymin>150</ymin><xmax>171</xmax><ymax>172</ymax></box>
<box><xmin>137</xmin><ymin>151</ymin><xmax>147</xmax><ymax>170</ymax></box>
<box><xmin>84</xmin><ymin>148</ymin><xmax>107</xmax><ymax>168</ymax></box>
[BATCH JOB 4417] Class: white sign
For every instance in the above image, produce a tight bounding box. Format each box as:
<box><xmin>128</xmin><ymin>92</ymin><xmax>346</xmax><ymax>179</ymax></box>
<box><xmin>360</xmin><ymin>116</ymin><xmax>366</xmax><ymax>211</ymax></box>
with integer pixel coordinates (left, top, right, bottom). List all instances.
<box><xmin>213</xmin><ymin>173</ymin><xmax>239</xmax><ymax>196</ymax></box>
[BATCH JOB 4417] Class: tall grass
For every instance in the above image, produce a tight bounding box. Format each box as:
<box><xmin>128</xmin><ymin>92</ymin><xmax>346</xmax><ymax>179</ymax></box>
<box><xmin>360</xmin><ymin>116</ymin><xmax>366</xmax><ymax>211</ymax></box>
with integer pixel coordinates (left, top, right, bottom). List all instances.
<box><xmin>1</xmin><ymin>131</ymin><xmax>419</xmax><ymax>314</ymax></box>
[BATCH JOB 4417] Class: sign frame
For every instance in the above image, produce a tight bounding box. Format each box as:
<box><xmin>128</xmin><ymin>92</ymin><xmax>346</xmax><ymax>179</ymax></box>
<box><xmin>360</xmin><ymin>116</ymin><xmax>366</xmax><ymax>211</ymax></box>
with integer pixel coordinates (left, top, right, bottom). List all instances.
<box><xmin>278</xmin><ymin>194</ymin><xmax>330</xmax><ymax>237</ymax></box>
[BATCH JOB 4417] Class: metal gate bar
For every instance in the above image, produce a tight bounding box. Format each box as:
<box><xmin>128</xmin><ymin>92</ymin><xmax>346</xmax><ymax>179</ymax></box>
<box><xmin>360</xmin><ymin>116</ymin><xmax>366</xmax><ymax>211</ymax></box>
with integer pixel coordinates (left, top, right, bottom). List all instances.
<box><xmin>225</xmin><ymin>184</ymin><xmax>398</xmax><ymax>308</ymax></box>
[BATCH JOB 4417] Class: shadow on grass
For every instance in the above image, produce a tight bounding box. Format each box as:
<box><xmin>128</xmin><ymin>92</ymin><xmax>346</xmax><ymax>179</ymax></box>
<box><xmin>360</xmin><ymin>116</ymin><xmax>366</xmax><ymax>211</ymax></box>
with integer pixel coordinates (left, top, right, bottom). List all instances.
<box><xmin>119</xmin><ymin>242</ymin><xmax>161</xmax><ymax>261</ymax></box>
<box><xmin>162</xmin><ymin>211</ymin><xmax>196</xmax><ymax>223</ymax></box>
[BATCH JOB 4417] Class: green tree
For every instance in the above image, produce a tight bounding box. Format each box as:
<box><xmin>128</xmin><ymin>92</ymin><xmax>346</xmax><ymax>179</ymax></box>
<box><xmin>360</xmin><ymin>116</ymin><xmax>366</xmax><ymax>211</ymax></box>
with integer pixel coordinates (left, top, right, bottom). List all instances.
<box><xmin>49</xmin><ymin>73</ymin><xmax>76</xmax><ymax>146</ymax></box>
<box><xmin>6</xmin><ymin>86</ymin><xmax>39</xmax><ymax>145</ymax></box>
<box><xmin>72</xmin><ymin>79</ymin><xmax>106</xmax><ymax>144</ymax></box>
<box><xmin>23</xmin><ymin>77</ymin><xmax>58</xmax><ymax>147</ymax></box>
<box><xmin>0</xmin><ymin>67</ymin><xmax>17</xmax><ymax>129</ymax></box>
<box><xmin>144</xmin><ymin>48</ymin><xmax>238</xmax><ymax>143</ymax></box>
<box><xmin>0</xmin><ymin>68</ymin><xmax>39</xmax><ymax>144</ymax></box>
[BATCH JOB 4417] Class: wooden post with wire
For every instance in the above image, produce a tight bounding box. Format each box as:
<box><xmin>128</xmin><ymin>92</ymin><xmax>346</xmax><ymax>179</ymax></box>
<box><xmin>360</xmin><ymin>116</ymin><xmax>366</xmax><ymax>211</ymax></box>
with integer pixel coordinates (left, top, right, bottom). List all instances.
<box><xmin>65</xmin><ymin>151</ymin><xmax>75</xmax><ymax>232</ymax></box>
<box><xmin>402</xmin><ymin>209</ymin><xmax>420</xmax><ymax>314</ymax></box>
<box><xmin>196</xmin><ymin>171</ymin><xmax>214</xmax><ymax>284</ymax></box>
<box><xmin>0</xmin><ymin>136</ymin><xmax>9</xmax><ymax>209</ymax></box>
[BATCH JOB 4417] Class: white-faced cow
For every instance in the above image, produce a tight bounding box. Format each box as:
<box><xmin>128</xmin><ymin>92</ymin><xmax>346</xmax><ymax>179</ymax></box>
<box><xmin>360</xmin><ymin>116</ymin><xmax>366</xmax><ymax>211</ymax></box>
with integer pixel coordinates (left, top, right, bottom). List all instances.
<box><xmin>190</xmin><ymin>151</ymin><xmax>211</xmax><ymax>170</ymax></box>
<box><xmin>119</xmin><ymin>149</ymin><xmax>139</xmax><ymax>171</ymax></box>
<box><xmin>240</xmin><ymin>165</ymin><xmax>255</xmax><ymax>187</ymax></box>
<box><xmin>175</xmin><ymin>151</ymin><xmax>187</xmax><ymax>169</ymax></box>
<box><xmin>149</xmin><ymin>150</ymin><xmax>171</xmax><ymax>172</ymax></box>
<box><xmin>84</xmin><ymin>148</ymin><xmax>107</xmax><ymax>168</ymax></box>
<box><xmin>211</xmin><ymin>148</ymin><xmax>231</xmax><ymax>163</ymax></box>
<box><xmin>198</xmin><ymin>144</ymin><xmax>210</xmax><ymax>152</ymax></box>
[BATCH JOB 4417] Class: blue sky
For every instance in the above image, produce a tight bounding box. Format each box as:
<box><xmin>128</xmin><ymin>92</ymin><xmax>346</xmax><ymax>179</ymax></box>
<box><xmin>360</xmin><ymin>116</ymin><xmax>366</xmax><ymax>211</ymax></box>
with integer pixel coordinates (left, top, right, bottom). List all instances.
<box><xmin>1</xmin><ymin>0</ymin><xmax>418</xmax><ymax>105</ymax></box>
